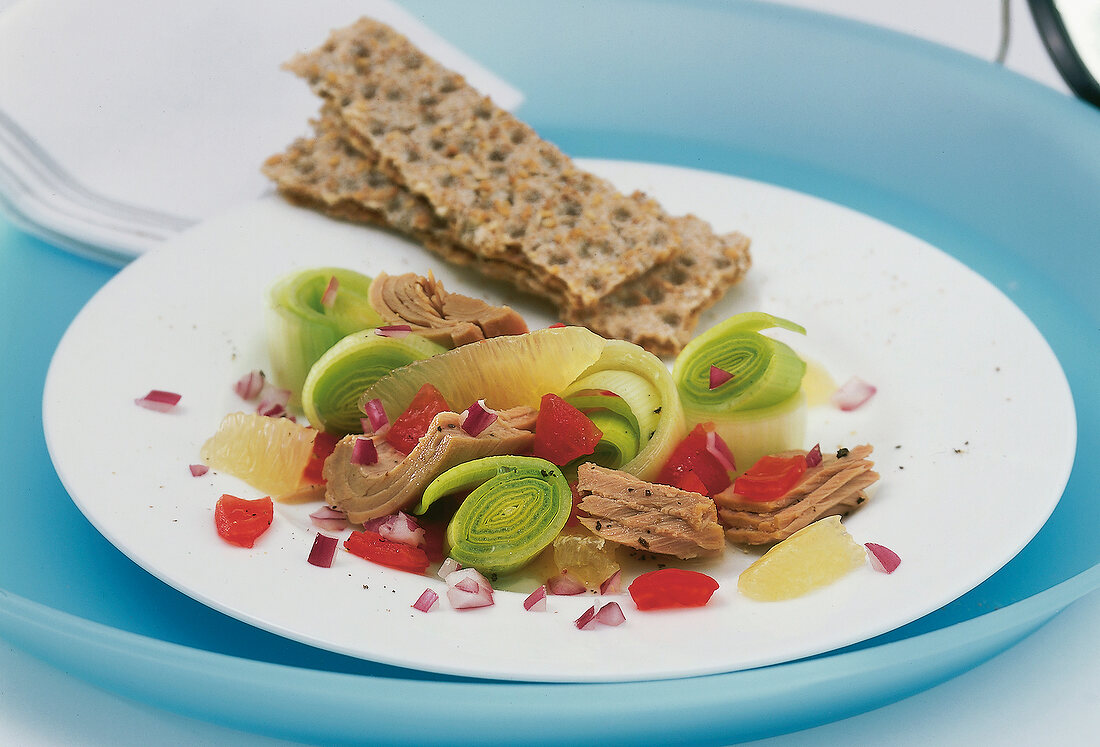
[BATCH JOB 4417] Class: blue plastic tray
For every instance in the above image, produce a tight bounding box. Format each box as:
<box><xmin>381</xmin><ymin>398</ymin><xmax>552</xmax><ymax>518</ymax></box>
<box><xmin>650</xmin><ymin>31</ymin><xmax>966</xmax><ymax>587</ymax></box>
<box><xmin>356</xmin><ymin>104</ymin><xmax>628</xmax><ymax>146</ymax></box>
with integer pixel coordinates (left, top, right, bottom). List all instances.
<box><xmin>2</xmin><ymin>1</ymin><xmax>1098</xmax><ymax>744</ymax></box>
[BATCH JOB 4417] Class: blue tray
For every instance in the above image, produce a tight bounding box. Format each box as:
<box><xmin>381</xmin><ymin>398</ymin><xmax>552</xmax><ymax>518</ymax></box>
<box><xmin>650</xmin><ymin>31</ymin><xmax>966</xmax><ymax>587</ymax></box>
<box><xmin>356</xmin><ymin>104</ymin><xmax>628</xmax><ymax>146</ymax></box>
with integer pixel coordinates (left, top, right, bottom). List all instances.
<box><xmin>2</xmin><ymin>1</ymin><xmax>1098</xmax><ymax>744</ymax></box>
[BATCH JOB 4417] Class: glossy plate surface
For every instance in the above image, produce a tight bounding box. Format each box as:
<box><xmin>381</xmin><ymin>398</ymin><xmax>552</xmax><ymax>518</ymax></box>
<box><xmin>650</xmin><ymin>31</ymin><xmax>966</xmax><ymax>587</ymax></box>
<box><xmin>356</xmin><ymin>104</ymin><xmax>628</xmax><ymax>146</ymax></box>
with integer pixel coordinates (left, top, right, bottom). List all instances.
<box><xmin>43</xmin><ymin>160</ymin><xmax>1075</xmax><ymax>682</ymax></box>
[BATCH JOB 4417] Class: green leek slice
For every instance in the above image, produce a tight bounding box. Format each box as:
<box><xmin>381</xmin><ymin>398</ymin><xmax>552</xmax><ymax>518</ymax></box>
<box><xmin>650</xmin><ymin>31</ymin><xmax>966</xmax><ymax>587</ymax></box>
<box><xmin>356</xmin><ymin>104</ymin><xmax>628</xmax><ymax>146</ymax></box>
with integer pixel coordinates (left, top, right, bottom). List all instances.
<box><xmin>423</xmin><ymin>456</ymin><xmax>570</xmax><ymax>575</ymax></box>
<box><xmin>266</xmin><ymin>267</ymin><xmax>385</xmax><ymax>402</ymax></box>
<box><xmin>301</xmin><ymin>330</ymin><xmax>446</xmax><ymax>435</ymax></box>
<box><xmin>672</xmin><ymin>312</ymin><xmax>808</xmax><ymax>470</ymax></box>
<box><xmin>564</xmin><ymin>340</ymin><xmax>686</xmax><ymax>481</ymax></box>
<box><xmin>584</xmin><ymin>409</ymin><xmax>639</xmax><ymax>469</ymax></box>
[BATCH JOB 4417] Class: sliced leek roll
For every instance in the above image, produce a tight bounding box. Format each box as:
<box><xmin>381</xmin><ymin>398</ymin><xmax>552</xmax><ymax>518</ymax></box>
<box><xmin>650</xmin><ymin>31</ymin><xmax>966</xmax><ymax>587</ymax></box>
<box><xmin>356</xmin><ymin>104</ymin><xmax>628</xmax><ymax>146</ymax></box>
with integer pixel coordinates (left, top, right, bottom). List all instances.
<box><xmin>673</xmin><ymin>312</ymin><xmax>808</xmax><ymax>471</ymax></box>
<box><xmin>564</xmin><ymin>340</ymin><xmax>686</xmax><ymax>481</ymax></box>
<box><xmin>422</xmin><ymin>456</ymin><xmax>571</xmax><ymax>575</ymax></box>
<box><xmin>266</xmin><ymin>267</ymin><xmax>385</xmax><ymax>402</ymax></box>
<box><xmin>301</xmin><ymin>330</ymin><xmax>446</xmax><ymax>435</ymax></box>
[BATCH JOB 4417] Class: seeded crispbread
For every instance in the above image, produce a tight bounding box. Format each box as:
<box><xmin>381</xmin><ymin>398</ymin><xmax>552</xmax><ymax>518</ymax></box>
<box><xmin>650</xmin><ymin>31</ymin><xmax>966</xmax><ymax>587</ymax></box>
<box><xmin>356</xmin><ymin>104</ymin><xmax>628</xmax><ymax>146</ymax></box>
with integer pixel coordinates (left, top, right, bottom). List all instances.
<box><xmin>283</xmin><ymin>17</ymin><xmax>691</xmax><ymax>310</ymax></box>
<box><xmin>264</xmin><ymin>115</ymin><xmax>751</xmax><ymax>355</ymax></box>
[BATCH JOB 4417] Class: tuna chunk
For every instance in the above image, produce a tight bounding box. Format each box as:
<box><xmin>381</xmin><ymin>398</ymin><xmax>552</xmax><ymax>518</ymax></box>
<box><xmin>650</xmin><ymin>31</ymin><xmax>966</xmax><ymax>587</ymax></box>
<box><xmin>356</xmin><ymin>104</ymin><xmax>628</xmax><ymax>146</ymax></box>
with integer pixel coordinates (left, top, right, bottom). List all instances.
<box><xmin>575</xmin><ymin>463</ymin><xmax>725</xmax><ymax>559</ymax></box>
<box><xmin>715</xmin><ymin>445</ymin><xmax>878</xmax><ymax>545</ymax></box>
<box><xmin>369</xmin><ymin>271</ymin><xmax>528</xmax><ymax>348</ymax></box>
<box><xmin>323</xmin><ymin>406</ymin><xmax>536</xmax><ymax>523</ymax></box>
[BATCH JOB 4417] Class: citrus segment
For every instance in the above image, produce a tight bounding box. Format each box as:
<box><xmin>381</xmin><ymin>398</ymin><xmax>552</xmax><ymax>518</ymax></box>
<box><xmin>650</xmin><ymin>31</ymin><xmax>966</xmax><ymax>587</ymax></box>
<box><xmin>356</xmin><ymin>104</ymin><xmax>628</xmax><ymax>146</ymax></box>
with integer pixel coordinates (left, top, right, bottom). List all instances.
<box><xmin>199</xmin><ymin>412</ymin><xmax>317</xmax><ymax>495</ymax></box>
<box><xmin>737</xmin><ymin>516</ymin><xmax>865</xmax><ymax>601</ymax></box>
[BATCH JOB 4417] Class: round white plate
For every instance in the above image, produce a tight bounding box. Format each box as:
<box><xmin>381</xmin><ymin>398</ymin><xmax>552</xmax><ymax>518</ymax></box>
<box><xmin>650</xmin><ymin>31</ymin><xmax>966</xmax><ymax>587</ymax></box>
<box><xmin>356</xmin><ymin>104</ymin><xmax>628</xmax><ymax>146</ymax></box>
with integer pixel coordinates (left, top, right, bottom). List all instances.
<box><xmin>42</xmin><ymin>160</ymin><xmax>1076</xmax><ymax>683</ymax></box>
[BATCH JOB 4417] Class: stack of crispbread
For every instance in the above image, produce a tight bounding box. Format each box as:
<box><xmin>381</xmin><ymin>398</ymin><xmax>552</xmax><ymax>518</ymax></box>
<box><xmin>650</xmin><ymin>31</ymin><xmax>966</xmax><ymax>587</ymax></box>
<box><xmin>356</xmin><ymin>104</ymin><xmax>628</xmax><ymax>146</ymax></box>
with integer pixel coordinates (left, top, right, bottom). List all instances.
<box><xmin>264</xmin><ymin>17</ymin><xmax>751</xmax><ymax>355</ymax></box>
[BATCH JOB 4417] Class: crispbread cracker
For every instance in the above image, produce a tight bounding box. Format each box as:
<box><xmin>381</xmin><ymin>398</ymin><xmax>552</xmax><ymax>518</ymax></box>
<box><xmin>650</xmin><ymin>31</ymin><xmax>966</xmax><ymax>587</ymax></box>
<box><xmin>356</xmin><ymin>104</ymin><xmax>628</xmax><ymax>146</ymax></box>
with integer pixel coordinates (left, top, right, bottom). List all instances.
<box><xmin>265</xmin><ymin>117</ymin><xmax>751</xmax><ymax>355</ymax></box>
<box><xmin>284</xmin><ymin>17</ymin><xmax>689</xmax><ymax>309</ymax></box>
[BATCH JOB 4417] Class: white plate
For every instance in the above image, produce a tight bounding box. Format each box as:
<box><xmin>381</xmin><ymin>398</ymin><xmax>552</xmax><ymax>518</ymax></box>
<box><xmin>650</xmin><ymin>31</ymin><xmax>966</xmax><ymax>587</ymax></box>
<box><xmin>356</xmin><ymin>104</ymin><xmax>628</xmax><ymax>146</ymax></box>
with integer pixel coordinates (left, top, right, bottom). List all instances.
<box><xmin>42</xmin><ymin>160</ymin><xmax>1076</xmax><ymax>683</ymax></box>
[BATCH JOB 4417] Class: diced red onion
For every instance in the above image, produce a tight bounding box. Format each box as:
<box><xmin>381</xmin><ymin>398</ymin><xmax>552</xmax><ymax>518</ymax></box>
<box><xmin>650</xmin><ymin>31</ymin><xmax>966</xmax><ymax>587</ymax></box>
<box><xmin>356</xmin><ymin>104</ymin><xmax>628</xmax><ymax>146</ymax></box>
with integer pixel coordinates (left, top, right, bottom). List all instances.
<box><xmin>593</xmin><ymin>601</ymin><xmax>626</xmax><ymax>627</ymax></box>
<box><xmin>321</xmin><ymin>275</ymin><xmax>339</xmax><ymax>309</ymax></box>
<box><xmin>547</xmin><ymin>570</ymin><xmax>586</xmax><ymax>596</ymax></box>
<box><xmin>832</xmin><ymin>376</ymin><xmax>877</xmax><ymax>411</ymax></box>
<box><xmin>437</xmin><ymin>557</ymin><xmax>463</xmax><ymax>579</ymax></box>
<box><xmin>375</xmin><ymin>325</ymin><xmax>412</xmax><ymax>338</ymax></box>
<box><xmin>309</xmin><ymin>506</ymin><xmax>348</xmax><ymax>532</ymax></box>
<box><xmin>256</xmin><ymin>384</ymin><xmax>292</xmax><ymax>418</ymax></box>
<box><xmin>351</xmin><ymin>437</ymin><xmax>378</xmax><ymax>466</ymax></box>
<box><xmin>307</xmin><ymin>533</ymin><xmax>339</xmax><ymax>568</ymax></box>
<box><xmin>233</xmin><ymin>370</ymin><xmax>266</xmax><ymax>400</ymax></box>
<box><xmin>445</xmin><ymin>567</ymin><xmax>494</xmax><ymax>610</ymax></box>
<box><xmin>705</xmin><ymin>430</ymin><xmax>737</xmax><ymax>473</ymax></box>
<box><xmin>378</xmin><ymin>511</ymin><xmax>425</xmax><ymax>547</ymax></box>
<box><xmin>189</xmin><ymin>464</ymin><xmax>209</xmax><ymax>477</ymax></box>
<box><xmin>574</xmin><ymin>605</ymin><xmax>598</xmax><ymax>630</ymax></box>
<box><xmin>461</xmin><ymin>399</ymin><xmax>498</xmax><ymax>437</ymax></box>
<box><xmin>363</xmin><ymin>399</ymin><xmax>389</xmax><ymax>433</ymax></box>
<box><xmin>709</xmin><ymin>365</ymin><xmax>734</xmax><ymax>389</ymax></box>
<box><xmin>865</xmin><ymin>542</ymin><xmax>902</xmax><ymax>574</ymax></box>
<box><xmin>599</xmin><ymin>569</ymin><xmax>622</xmax><ymax>595</ymax></box>
<box><xmin>805</xmin><ymin>443</ymin><xmax>823</xmax><ymax>468</ymax></box>
<box><xmin>523</xmin><ymin>585</ymin><xmax>548</xmax><ymax>611</ymax></box>
<box><xmin>135</xmin><ymin>390</ymin><xmax>181</xmax><ymax>412</ymax></box>
<box><xmin>412</xmin><ymin>588</ymin><xmax>439</xmax><ymax>612</ymax></box>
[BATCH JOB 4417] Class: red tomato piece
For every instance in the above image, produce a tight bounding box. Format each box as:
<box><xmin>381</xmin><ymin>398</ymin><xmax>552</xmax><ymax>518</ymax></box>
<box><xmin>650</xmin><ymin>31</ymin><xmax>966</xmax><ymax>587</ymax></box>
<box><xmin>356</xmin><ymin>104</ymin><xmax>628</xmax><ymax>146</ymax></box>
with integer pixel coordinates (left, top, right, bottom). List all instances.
<box><xmin>628</xmin><ymin>568</ymin><xmax>719</xmax><ymax>610</ymax></box>
<box><xmin>214</xmin><ymin>494</ymin><xmax>273</xmax><ymax>548</ymax></box>
<box><xmin>344</xmin><ymin>530</ymin><xmax>430</xmax><ymax>574</ymax></box>
<box><xmin>732</xmin><ymin>453</ymin><xmax>808</xmax><ymax>501</ymax></box>
<box><xmin>655</xmin><ymin>424</ymin><xmax>732</xmax><ymax>496</ymax></box>
<box><xmin>532</xmin><ymin>393</ymin><xmax>604</xmax><ymax>466</ymax></box>
<box><xmin>384</xmin><ymin>383</ymin><xmax>450</xmax><ymax>455</ymax></box>
<box><xmin>301</xmin><ymin>429</ymin><xmax>339</xmax><ymax>485</ymax></box>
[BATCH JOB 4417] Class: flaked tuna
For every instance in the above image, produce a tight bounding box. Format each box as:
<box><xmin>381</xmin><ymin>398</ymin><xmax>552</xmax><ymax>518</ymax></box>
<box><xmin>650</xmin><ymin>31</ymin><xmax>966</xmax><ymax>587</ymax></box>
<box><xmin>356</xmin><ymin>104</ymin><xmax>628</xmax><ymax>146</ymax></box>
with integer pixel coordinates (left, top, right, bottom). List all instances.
<box><xmin>575</xmin><ymin>463</ymin><xmax>725</xmax><ymax>559</ymax></box>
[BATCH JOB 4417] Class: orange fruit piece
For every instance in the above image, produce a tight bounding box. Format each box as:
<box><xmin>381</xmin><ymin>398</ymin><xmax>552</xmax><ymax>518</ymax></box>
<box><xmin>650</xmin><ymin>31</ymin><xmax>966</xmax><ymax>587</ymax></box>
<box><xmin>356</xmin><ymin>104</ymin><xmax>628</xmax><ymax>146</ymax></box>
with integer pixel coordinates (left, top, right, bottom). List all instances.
<box><xmin>200</xmin><ymin>412</ymin><xmax>317</xmax><ymax>496</ymax></box>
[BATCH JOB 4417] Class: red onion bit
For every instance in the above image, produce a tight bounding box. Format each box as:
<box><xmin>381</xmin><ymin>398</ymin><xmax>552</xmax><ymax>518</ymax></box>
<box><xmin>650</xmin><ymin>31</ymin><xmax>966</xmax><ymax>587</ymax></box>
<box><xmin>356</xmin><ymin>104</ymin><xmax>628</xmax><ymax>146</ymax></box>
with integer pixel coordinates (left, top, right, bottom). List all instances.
<box><xmin>599</xmin><ymin>569</ymin><xmax>622</xmax><ymax>595</ymax></box>
<box><xmin>705</xmin><ymin>430</ymin><xmax>737</xmax><ymax>473</ymax></box>
<box><xmin>865</xmin><ymin>542</ymin><xmax>902</xmax><ymax>574</ymax></box>
<box><xmin>375</xmin><ymin>325</ymin><xmax>412</xmax><ymax>338</ymax></box>
<box><xmin>709</xmin><ymin>365</ymin><xmax>734</xmax><ymax>389</ymax></box>
<box><xmin>233</xmin><ymin>370</ymin><xmax>266</xmax><ymax>400</ymax></box>
<box><xmin>805</xmin><ymin>443</ymin><xmax>823</xmax><ymax>468</ymax></box>
<box><xmin>576</xmin><ymin>602</ymin><xmax>627</xmax><ymax>630</ymax></box>
<box><xmin>363</xmin><ymin>398</ymin><xmax>389</xmax><ymax>433</ymax></box>
<box><xmin>437</xmin><ymin>557</ymin><xmax>462</xmax><ymax>579</ymax></box>
<box><xmin>445</xmin><ymin>568</ymin><xmax>494</xmax><ymax>610</ymax></box>
<box><xmin>135</xmin><ymin>390</ymin><xmax>181</xmax><ymax>412</ymax></box>
<box><xmin>256</xmin><ymin>384</ymin><xmax>292</xmax><ymax>418</ymax></box>
<box><xmin>380</xmin><ymin>512</ymin><xmax>426</xmax><ymax>547</ymax></box>
<box><xmin>523</xmin><ymin>585</ymin><xmax>548</xmax><ymax>611</ymax></box>
<box><xmin>594</xmin><ymin>601</ymin><xmax>626</xmax><ymax>627</ymax></box>
<box><xmin>547</xmin><ymin>570</ymin><xmax>586</xmax><ymax>596</ymax></box>
<box><xmin>307</xmin><ymin>533</ymin><xmax>339</xmax><ymax>568</ymax></box>
<box><xmin>309</xmin><ymin>506</ymin><xmax>348</xmax><ymax>532</ymax></box>
<box><xmin>189</xmin><ymin>464</ymin><xmax>209</xmax><ymax>477</ymax></box>
<box><xmin>351</xmin><ymin>436</ymin><xmax>378</xmax><ymax>466</ymax></box>
<box><xmin>412</xmin><ymin>588</ymin><xmax>439</xmax><ymax>613</ymax></box>
<box><xmin>461</xmin><ymin>399</ymin><xmax>498</xmax><ymax>437</ymax></box>
<box><xmin>320</xmin><ymin>275</ymin><xmax>339</xmax><ymax>309</ymax></box>
<box><xmin>832</xmin><ymin>376</ymin><xmax>877</xmax><ymax>411</ymax></box>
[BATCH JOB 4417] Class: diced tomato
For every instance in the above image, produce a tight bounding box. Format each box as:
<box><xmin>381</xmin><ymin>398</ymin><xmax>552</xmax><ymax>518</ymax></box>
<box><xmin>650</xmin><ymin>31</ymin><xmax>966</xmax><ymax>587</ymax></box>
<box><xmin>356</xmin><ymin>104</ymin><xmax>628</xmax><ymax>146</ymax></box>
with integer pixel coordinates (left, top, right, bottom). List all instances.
<box><xmin>532</xmin><ymin>393</ymin><xmax>603</xmax><ymax>466</ymax></box>
<box><xmin>302</xmin><ymin>429</ymin><xmax>339</xmax><ymax>485</ymax></box>
<box><xmin>214</xmin><ymin>494</ymin><xmax>274</xmax><ymax>548</ymax></box>
<box><xmin>344</xmin><ymin>529</ymin><xmax>430</xmax><ymax>573</ymax></box>
<box><xmin>655</xmin><ymin>423</ymin><xmax>732</xmax><ymax>496</ymax></box>
<box><xmin>384</xmin><ymin>383</ymin><xmax>450</xmax><ymax>455</ymax></box>
<box><xmin>732</xmin><ymin>453</ymin><xmax>808</xmax><ymax>501</ymax></box>
<box><xmin>628</xmin><ymin>568</ymin><xmax>719</xmax><ymax>610</ymax></box>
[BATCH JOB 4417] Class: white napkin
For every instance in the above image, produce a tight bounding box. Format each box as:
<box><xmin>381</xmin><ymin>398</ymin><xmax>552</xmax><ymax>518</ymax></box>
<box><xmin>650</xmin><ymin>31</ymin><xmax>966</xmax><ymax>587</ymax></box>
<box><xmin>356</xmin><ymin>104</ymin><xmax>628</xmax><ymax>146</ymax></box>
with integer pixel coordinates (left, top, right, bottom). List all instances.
<box><xmin>0</xmin><ymin>0</ymin><xmax>523</xmax><ymax>259</ymax></box>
